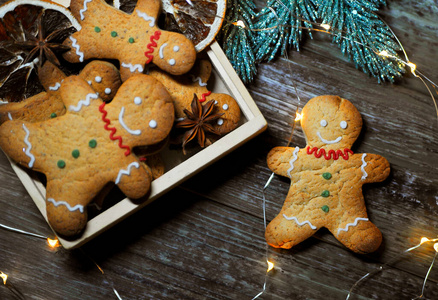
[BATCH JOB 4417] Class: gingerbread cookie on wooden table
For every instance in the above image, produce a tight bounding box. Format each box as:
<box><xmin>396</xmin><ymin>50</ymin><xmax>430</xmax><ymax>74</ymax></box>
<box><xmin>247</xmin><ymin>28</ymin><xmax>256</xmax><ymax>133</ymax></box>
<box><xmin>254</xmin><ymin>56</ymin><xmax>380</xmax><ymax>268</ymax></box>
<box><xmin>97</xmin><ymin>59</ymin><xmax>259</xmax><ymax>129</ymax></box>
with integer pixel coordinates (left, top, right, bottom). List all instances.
<box><xmin>266</xmin><ymin>95</ymin><xmax>390</xmax><ymax>254</ymax></box>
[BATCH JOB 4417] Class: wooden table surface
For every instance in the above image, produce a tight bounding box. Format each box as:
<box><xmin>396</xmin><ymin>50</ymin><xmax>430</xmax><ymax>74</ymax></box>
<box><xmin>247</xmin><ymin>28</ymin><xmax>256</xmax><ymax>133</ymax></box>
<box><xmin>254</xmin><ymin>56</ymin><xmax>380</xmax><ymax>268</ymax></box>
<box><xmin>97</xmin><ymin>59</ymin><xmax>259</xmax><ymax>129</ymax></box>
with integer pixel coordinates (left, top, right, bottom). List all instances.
<box><xmin>1</xmin><ymin>0</ymin><xmax>437</xmax><ymax>299</ymax></box>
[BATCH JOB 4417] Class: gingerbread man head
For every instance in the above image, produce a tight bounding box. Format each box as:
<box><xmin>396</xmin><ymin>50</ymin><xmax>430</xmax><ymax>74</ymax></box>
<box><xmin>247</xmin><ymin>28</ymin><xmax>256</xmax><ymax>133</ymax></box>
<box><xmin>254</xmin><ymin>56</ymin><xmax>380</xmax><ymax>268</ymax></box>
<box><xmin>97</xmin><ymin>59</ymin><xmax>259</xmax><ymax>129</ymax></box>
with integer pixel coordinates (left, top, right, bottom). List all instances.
<box><xmin>63</xmin><ymin>0</ymin><xmax>197</xmax><ymax>81</ymax></box>
<box><xmin>301</xmin><ymin>95</ymin><xmax>362</xmax><ymax>150</ymax></box>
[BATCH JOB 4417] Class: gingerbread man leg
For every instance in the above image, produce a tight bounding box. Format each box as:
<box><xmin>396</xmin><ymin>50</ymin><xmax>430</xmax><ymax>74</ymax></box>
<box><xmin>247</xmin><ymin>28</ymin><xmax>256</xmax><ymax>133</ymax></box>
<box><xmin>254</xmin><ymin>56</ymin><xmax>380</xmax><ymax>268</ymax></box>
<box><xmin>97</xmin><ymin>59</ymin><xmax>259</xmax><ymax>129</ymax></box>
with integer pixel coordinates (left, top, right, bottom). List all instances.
<box><xmin>329</xmin><ymin>213</ymin><xmax>382</xmax><ymax>254</ymax></box>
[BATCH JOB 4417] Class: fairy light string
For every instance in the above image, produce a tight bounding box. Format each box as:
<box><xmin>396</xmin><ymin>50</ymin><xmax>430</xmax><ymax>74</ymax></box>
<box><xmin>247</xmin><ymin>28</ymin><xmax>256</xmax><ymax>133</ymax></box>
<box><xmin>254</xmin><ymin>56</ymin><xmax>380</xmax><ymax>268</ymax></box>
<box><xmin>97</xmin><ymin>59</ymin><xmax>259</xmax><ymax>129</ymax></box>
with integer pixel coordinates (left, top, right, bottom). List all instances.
<box><xmin>346</xmin><ymin>237</ymin><xmax>438</xmax><ymax>299</ymax></box>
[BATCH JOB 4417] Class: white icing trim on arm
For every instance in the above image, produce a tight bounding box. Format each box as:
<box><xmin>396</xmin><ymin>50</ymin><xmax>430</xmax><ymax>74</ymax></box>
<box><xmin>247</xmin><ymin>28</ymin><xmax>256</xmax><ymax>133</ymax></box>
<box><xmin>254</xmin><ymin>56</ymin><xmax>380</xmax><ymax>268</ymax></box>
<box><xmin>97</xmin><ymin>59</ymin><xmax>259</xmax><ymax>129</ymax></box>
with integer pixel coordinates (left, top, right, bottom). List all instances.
<box><xmin>119</xmin><ymin>107</ymin><xmax>141</xmax><ymax>135</ymax></box>
<box><xmin>190</xmin><ymin>75</ymin><xmax>208</xmax><ymax>87</ymax></box>
<box><xmin>69</xmin><ymin>93</ymin><xmax>98</xmax><ymax>112</ymax></box>
<box><xmin>49</xmin><ymin>82</ymin><xmax>61</xmax><ymax>91</ymax></box>
<box><xmin>360</xmin><ymin>153</ymin><xmax>368</xmax><ymax>180</ymax></box>
<box><xmin>115</xmin><ymin>162</ymin><xmax>140</xmax><ymax>184</ymax></box>
<box><xmin>79</xmin><ymin>0</ymin><xmax>92</xmax><ymax>20</ymax></box>
<box><xmin>337</xmin><ymin>217</ymin><xmax>369</xmax><ymax>235</ymax></box>
<box><xmin>287</xmin><ymin>147</ymin><xmax>300</xmax><ymax>178</ymax></box>
<box><xmin>22</xmin><ymin>124</ymin><xmax>35</xmax><ymax>168</ymax></box>
<box><xmin>48</xmin><ymin>198</ymin><xmax>84</xmax><ymax>213</ymax></box>
<box><xmin>121</xmin><ymin>62</ymin><xmax>144</xmax><ymax>73</ymax></box>
<box><xmin>70</xmin><ymin>36</ymin><xmax>84</xmax><ymax>62</ymax></box>
<box><xmin>137</xmin><ymin>10</ymin><xmax>155</xmax><ymax>27</ymax></box>
<box><xmin>283</xmin><ymin>214</ymin><xmax>317</xmax><ymax>230</ymax></box>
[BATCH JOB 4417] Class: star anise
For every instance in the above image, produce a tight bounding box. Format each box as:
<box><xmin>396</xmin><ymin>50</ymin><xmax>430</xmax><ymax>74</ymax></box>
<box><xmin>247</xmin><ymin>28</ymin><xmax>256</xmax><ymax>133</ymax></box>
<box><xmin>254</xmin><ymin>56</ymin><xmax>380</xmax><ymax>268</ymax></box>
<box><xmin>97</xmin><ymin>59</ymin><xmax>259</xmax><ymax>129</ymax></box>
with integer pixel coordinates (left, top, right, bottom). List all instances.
<box><xmin>176</xmin><ymin>94</ymin><xmax>224</xmax><ymax>152</ymax></box>
<box><xmin>14</xmin><ymin>11</ymin><xmax>70</xmax><ymax>67</ymax></box>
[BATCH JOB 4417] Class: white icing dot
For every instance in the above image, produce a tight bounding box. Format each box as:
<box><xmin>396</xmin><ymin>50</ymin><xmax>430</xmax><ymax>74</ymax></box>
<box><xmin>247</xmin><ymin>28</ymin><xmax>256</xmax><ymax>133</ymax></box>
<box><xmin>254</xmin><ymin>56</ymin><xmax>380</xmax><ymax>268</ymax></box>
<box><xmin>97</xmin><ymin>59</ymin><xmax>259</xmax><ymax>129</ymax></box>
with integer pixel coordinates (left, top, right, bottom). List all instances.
<box><xmin>95</xmin><ymin>76</ymin><xmax>102</xmax><ymax>83</ymax></box>
<box><xmin>149</xmin><ymin>120</ymin><xmax>157</xmax><ymax>128</ymax></box>
<box><xmin>320</xmin><ymin>119</ymin><xmax>328</xmax><ymax>127</ymax></box>
<box><xmin>217</xmin><ymin>118</ymin><xmax>224</xmax><ymax>126</ymax></box>
<box><xmin>222</xmin><ymin>104</ymin><xmax>229</xmax><ymax>110</ymax></box>
<box><xmin>105</xmin><ymin>88</ymin><xmax>111</xmax><ymax>94</ymax></box>
<box><xmin>214</xmin><ymin>100</ymin><xmax>218</xmax><ymax>105</ymax></box>
<box><xmin>87</xmin><ymin>80</ymin><xmax>92</xmax><ymax>85</ymax></box>
<box><xmin>340</xmin><ymin>121</ymin><xmax>348</xmax><ymax>129</ymax></box>
<box><xmin>168</xmin><ymin>59</ymin><xmax>176</xmax><ymax>66</ymax></box>
<box><xmin>134</xmin><ymin>97</ymin><xmax>142</xmax><ymax>105</ymax></box>
<box><xmin>173</xmin><ymin>46</ymin><xmax>180</xmax><ymax>52</ymax></box>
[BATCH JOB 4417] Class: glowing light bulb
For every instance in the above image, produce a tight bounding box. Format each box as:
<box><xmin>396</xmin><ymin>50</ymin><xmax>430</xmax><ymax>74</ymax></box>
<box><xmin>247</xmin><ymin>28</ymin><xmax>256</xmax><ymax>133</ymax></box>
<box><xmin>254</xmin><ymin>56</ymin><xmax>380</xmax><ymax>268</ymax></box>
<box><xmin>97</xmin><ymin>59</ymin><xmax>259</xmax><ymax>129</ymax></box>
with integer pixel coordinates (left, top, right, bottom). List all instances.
<box><xmin>295</xmin><ymin>112</ymin><xmax>303</xmax><ymax>122</ymax></box>
<box><xmin>267</xmin><ymin>261</ymin><xmax>274</xmax><ymax>272</ymax></box>
<box><xmin>379</xmin><ymin>50</ymin><xmax>389</xmax><ymax>57</ymax></box>
<box><xmin>421</xmin><ymin>237</ymin><xmax>430</xmax><ymax>244</ymax></box>
<box><xmin>406</xmin><ymin>61</ymin><xmax>417</xmax><ymax>75</ymax></box>
<box><xmin>47</xmin><ymin>238</ymin><xmax>60</xmax><ymax>248</ymax></box>
<box><xmin>320</xmin><ymin>23</ymin><xmax>331</xmax><ymax>30</ymax></box>
<box><xmin>434</xmin><ymin>243</ymin><xmax>438</xmax><ymax>252</ymax></box>
<box><xmin>233</xmin><ymin>20</ymin><xmax>246</xmax><ymax>28</ymax></box>
<box><xmin>0</xmin><ymin>271</ymin><xmax>7</xmax><ymax>285</ymax></box>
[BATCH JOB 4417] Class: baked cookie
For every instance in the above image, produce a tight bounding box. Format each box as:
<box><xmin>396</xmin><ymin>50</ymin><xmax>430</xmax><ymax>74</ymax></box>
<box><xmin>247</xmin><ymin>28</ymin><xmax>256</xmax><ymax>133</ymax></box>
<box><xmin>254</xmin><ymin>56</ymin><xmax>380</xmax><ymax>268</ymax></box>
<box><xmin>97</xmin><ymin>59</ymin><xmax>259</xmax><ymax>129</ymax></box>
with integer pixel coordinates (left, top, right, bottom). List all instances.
<box><xmin>265</xmin><ymin>95</ymin><xmax>390</xmax><ymax>254</ymax></box>
<box><xmin>149</xmin><ymin>60</ymin><xmax>241</xmax><ymax>135</ymax></box>
<box><xmin>0</xmin><ymin>60</ymin><xmax>122</xmax><ymax>124</ymax></box>
<box><xmin>0</xmin><ymin>74</ymin><xmax>174</xmax><ymax>237</ymax></box>
<box><xmin>62</xmin><ymin>0</ymin><xmax>197</xmax><ymax>81</ymax></box>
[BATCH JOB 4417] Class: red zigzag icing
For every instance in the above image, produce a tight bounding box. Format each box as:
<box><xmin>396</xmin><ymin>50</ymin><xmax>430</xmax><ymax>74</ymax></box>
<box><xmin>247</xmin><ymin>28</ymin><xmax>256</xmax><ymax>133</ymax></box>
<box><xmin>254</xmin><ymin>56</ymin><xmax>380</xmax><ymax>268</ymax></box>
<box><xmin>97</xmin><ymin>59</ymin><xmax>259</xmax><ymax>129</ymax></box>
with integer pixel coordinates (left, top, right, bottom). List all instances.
<box><xmin>306</xmin><ymin>146</ymin><xmax>353</xmax><ymax>160</ymax></box>
<box><xmin>99</xmin><ymin>102</ymin><xmax>131</xmax><ymax>156</ymax></box>
<box><xmin>198</xmin><ymin>91</ymin><xmax>212</xmax><ymax>103</ymax></box>
<box><xmin>144</xmin><ymin>30</ymin><xmax>161</xmax><ymax>64</ymax></box>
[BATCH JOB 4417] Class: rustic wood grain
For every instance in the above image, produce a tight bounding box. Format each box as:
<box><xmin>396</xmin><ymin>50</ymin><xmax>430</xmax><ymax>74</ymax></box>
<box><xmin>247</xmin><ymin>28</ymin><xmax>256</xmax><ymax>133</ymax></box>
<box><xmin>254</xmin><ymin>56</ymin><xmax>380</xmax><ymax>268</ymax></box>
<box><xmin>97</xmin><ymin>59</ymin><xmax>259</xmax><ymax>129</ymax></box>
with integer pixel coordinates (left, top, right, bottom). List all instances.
<box><xmin>1</xmin><ymin>0</ymin><xmax>438</xmax><ymax>299</ymax></box>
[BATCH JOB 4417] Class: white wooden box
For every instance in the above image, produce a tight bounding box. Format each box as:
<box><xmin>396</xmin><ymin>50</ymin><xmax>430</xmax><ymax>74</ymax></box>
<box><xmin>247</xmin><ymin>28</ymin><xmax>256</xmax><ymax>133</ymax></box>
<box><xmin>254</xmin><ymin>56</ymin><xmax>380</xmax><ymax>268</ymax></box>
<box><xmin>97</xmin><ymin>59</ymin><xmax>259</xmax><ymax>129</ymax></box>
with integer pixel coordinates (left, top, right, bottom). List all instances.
<box><xmin>9</xmin><ymin>41</ymin><xmax>267</xmax><ymax>249</ymax></box>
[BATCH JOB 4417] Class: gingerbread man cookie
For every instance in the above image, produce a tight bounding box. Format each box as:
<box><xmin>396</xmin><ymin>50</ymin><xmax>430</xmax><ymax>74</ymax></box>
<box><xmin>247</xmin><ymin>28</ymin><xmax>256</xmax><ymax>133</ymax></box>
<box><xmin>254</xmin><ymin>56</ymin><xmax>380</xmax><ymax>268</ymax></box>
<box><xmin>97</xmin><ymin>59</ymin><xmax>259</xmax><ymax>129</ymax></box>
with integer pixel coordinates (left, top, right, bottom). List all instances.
<box><xmin>0</xmin><ymin>74</ymin><xmax>174</xmax><ymax>237</ymax></box>
<box><xmin>266</xmin><ymin>95</ymin><xmax>390</xmax><ymax>254</ymax></box>
<box><xmin>62</xmin><ymin>0</ymin><xmax>197</xmax><ymax>81</ymax></box>
<box><xmin>149</xmin><ymin>59</ymin><xmax>241</xmax><ymax>135</ymax></box>
<box><xmin>0</xmin><ymin>60</ymin><xmax>122</xmax><ymax>124</ymax></box>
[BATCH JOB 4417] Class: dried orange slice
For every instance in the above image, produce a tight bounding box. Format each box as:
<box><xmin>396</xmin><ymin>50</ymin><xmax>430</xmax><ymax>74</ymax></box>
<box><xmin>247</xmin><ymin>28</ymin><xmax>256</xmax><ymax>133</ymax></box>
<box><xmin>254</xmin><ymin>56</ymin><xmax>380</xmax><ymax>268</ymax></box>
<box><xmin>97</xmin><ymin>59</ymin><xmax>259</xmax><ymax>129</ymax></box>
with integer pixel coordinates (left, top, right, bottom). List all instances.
<box><xmin>0</xmin><ymin>0</ymin><xmax>80</xmax><ymax>101</ymax></box>
<box><xmin>161</xmin><ymin>0</ymin><xmax>227</xmax><ymax>52</ymax></box>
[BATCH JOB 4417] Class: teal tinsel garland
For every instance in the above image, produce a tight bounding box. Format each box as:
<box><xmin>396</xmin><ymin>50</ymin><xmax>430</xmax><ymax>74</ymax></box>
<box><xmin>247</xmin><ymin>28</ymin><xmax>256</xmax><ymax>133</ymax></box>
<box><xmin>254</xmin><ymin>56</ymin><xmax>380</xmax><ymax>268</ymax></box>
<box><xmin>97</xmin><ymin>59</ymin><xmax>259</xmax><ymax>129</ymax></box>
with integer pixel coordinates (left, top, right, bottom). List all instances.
<box><xmin>217</xmin><ymin>0</ymin><xmax>405</xmax><ymax>84</ymax></box>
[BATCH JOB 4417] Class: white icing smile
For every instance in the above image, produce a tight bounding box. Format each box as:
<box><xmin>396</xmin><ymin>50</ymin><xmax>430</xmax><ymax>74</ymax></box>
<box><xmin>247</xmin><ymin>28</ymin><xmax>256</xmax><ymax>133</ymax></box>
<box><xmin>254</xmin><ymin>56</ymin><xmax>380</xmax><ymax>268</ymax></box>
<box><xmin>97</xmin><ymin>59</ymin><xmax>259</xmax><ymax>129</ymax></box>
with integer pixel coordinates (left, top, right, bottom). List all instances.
<box><xmin>119</xmin><ymin>107</ymin><xmax>141</xmax><ymax>135</ymax></box>
<box><xmin>317</xmin><ymin>131</ymin><xmax>342</xmax><ymax>144</ymax></box>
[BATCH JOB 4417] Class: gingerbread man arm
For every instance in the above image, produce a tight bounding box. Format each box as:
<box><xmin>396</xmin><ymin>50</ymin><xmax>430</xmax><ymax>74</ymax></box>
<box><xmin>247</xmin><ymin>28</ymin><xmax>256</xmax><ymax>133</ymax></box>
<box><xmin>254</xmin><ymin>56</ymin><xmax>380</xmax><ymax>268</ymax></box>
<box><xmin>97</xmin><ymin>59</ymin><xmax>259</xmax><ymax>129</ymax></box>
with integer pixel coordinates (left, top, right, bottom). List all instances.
<box><xmin>267</xmin><ymin>146</ymin><xmax>303</xmax><ymax>178</ymax></box>
<box><xmin>59</xmin><ymin>76</ymin><xmax>100</xmax><ymax>116</ymax></box>
<box><xmin>359</xmin><ymin>153</ymin><xmax>390</xmax><ymax>184</ymax></box>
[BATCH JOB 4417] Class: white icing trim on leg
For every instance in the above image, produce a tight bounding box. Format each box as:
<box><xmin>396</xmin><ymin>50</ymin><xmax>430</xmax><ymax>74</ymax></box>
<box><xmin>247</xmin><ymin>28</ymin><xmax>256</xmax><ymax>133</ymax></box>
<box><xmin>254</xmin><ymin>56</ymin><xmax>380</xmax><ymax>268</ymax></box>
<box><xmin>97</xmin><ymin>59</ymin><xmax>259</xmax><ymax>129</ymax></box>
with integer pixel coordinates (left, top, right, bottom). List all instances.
<box><xmin>283</xmin><ymin>214</ymin><xmax>317</xmax><ymax>230</ymax></box>
<box><xmin>121</xmin><ymin>62</ymin><xmax>144</xmax><ymax>73</ymax></box>
<box><xmin>337</xmin><ymin>217</ymin><xmax>369</xmax><ymax>236</ymax></box>
<box><xmin>287</xmin><ymin>147</ymin><xmax>300</xmax><ymax>178</ymax></box>
<box><xmin>48</xmin><ymin>198</ymin><xmax>84</xmax><ymax>213</ymax></box>
<box><xmin>49</xmin><ymin>82</ymin><xmax>61</xmax><ymax>91</ymax></box>
<box><xmin>115</xmin><ymin>162</ymin><xmax>140</xmax><ymax>184</ymax></box>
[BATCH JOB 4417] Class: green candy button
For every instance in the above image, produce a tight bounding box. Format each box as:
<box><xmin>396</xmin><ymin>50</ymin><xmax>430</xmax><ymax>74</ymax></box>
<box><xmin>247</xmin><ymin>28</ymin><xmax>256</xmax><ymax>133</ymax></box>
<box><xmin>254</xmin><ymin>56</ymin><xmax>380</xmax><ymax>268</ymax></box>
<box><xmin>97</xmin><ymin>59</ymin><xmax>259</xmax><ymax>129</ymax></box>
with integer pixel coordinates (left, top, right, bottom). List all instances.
<box><xmin>128</xmin><ymin>37</ymin><xmax>135</xmax><ymax>43</ymax></box>
<box><xmin>94</xmin><ymin>26</ymin><xmax>101</xmax><ymax>33</ymax></box>
<box><xmin>50</xmin><ymin>112</ymin><xmax>57</xmax><ymax>118</ymax></box>
<box><xmin>89</xmin><ymin>139</ymin><xmax>97</xmax><ymax>148</ymax></box>
<box><xmin>321</xmin><ymin>205</ymin><xmax>330</xmax><ymax>213</ymax></box>
<box><xmin>57</xmin><ymin>160</ymin><xmax>66</xmax><ymax>169</ymax></box>
<box><xmin>322</xmin><ymin>172</ymin><xmax>332</xmax><ymax>180</ymax></box>
<box><xmin>72</xmin><ymin>149</ymin><xmax>80</xmax><ymax>158</ymax></box>
<box><xmin>321</xmin><ymin>190</ymin><xmax>330</xmax><ymax>197</ymax></box>
<box><xmin>111</xmin><ymin>31</ymin><xmax>118</xmax><ymax>37</ymax></box>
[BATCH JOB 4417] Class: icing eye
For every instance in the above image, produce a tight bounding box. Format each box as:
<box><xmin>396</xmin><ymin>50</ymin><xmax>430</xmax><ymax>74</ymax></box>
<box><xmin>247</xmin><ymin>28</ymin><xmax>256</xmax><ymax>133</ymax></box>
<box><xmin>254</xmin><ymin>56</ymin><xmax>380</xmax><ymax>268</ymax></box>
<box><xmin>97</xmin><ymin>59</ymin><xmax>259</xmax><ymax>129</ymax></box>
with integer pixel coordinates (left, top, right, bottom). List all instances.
<box><xmin>134</xmin><ymin>97</ymin><xmax>142</xmax><ymax>105</ymax></box>
<box><xmin>149</xmin><ymin>120</ymin><xmax>157</xmax><ymax>128</ymax></box>
<box><xmin>340</xmin><ymin>121</ymin><xmax>348</xmax><ymax>129</ymax></box>
<box><xmin>320</xmin><ymin>119</ymin><xmax>328</xmax><ymax>127</ymax></box>
<box><xmin>173</xmin><ymin>46</ymin><xmax>180</xmax><ymax>52</ymax></box>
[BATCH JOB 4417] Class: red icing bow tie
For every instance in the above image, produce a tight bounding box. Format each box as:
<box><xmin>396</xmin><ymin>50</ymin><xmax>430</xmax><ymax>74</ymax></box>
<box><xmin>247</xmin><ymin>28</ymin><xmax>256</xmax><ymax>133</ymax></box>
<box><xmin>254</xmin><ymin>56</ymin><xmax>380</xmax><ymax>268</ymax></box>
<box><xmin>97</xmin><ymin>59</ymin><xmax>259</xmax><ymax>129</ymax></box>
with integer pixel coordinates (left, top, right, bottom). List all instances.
<box><xmin>307</xmin><ymin>146</ymin><xmax>353</xmax><ymax>160</ymax></box>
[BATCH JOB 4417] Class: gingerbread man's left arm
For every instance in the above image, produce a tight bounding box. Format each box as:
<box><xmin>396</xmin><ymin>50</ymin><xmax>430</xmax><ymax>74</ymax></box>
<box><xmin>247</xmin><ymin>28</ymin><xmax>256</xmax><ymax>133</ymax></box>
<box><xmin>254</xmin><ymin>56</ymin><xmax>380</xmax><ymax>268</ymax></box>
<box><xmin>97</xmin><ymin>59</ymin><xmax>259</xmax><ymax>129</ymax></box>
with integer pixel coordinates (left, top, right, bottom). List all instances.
<box><xmin>359</xmin><ymin>153</ymin><xmax>390</xmax><ymax>184</ymax></box>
